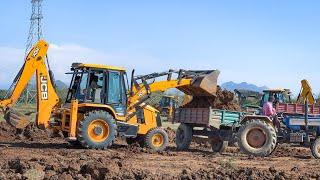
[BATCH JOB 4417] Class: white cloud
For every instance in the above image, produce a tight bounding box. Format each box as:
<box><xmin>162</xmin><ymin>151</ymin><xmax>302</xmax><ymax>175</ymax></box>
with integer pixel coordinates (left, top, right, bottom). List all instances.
<box><xmin>0</xmin><ymin>43</ymin><xmax>178</xmax><ymax>89</ymax></box>
<box><xmin>0</xmin><ymin>47</ymin><xmax>25</xmax><ymax>88</ymax></box>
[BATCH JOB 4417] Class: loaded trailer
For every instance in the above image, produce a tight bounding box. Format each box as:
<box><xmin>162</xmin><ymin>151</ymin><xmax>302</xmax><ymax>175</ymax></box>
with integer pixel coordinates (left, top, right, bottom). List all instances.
<box><xmin>173</xmin><ymin>107</ymin><xmax>244</xmax><ymax>153</ymax></box>
<box><xmin>174</xmin><ymin>106</ymin><xmax>320</xmax><ymax>158</ymax></box>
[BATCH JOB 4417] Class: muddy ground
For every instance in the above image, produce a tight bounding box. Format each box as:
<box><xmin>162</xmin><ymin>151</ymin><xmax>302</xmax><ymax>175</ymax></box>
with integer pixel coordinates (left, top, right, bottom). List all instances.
<box><xmin>0</xmin><ymin>122</ymin><xmax>319</xmax><ymax>180</ymax></box>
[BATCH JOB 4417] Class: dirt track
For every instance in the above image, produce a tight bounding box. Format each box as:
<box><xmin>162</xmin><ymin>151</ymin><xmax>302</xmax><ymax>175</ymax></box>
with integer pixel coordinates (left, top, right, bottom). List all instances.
<box><xmin>0</xmin><ymin>123</ymin><xmax>320</xmax><ymax>180</ymax></box>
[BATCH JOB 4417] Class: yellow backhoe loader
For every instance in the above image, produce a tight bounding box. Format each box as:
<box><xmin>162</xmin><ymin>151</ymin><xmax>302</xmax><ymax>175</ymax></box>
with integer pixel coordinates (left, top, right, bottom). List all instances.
<box><xmin>0</xmin><ymin>40</ymin><xmax>220</xmax><ymax>151</ymax></box>
<box><xmin>158</xmin><ymin>95</ymin><xmax>178</xmax><ymax>121</ymax></box>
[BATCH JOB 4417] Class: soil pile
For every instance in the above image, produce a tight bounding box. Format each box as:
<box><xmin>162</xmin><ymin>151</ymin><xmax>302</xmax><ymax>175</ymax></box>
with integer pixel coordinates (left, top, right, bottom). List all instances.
<box><xmin>183</xmin><ymin>86</ymin><xmax>240</xmax><ymax>111</ymax></box>
<box><xmin>271</xmin><ymin>144</ymin><xmax>311</xmax><ymax>158</ymax></box>
<box><xmin>0</xmin><ymin>121</ymin><xmax>57</xmax><ymax>142</ymax></box>
<box><xmin>0</xmin><ymin>121</ymin><xmax>17</xmax><ymax>139</ymax></box>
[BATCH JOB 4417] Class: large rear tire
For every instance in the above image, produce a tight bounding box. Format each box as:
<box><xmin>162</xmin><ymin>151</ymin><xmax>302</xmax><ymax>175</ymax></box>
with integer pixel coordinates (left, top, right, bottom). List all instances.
<box><xmin>175</xmin><ymin>123</ymin><xmax>193</xmax><ymax>151</ymax></box>
<box><xmin>77</xmin><ymin>111</ymin><xmax>117</xmax><ymax>149</ymax></box>
<box><xmin>145</xmin><ymin>128</ymin><xmax>169</xmax><ymax>152</ymax></box>
<box><xmin>237</xmin><ymin>119</ymin><xmax>277</xmax><ymax>157</ymax></box>
<box><xmin>311</xmin><ymin>137</ymin><xmax>320</xmax><ymax>159</ymax></box>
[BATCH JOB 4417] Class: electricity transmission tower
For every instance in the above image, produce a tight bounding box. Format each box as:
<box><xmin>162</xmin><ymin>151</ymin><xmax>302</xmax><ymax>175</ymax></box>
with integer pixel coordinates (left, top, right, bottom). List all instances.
<box><xmin>20</xmin><ymin>0</ymin><xmax>44</xmax><ymax>104</ymax></box>
<box><xmin>25</xmin><ymin>0</ymin><xmax>44</xmax><ymax>54</ymax></box>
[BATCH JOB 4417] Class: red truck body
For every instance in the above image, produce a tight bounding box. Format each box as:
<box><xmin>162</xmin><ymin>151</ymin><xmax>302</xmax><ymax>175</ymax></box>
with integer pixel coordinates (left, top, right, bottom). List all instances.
<box><xmin>276</xmin><ymin>103</ymin><xmax>320</xmax><ymax>115</ymax></box>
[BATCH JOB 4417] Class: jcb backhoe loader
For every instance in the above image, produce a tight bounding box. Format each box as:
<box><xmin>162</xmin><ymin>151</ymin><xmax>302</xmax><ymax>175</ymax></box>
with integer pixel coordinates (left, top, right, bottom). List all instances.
<box><xmin>0</xmin><ymin>40</ymin><xmax>220</xmax><ymax>151</ymax></box>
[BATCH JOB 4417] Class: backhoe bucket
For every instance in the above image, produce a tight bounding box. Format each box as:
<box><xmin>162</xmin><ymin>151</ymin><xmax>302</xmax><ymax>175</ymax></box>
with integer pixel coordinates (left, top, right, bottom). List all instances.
<box><xmin>4</xmin><ymin>109</ymin><xmax>31</xmax><ymax>129</ymax></box>
<box><xmin>178</xmin><ymin>70</ymin><xmax>220</xmax><ymax>97</ymax></box>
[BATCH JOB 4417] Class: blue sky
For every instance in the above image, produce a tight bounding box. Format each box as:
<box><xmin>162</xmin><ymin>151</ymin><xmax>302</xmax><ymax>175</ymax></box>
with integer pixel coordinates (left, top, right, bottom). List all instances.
<box><xmin>0</xmin><ymin>0</ymin><xmax>320</xmax><ymax>94</ymax></box>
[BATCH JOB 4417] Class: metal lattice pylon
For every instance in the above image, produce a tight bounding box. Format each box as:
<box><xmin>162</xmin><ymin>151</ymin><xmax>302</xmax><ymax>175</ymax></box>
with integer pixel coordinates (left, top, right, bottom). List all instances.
<box><xmin>25</xmin><ymin>0</ymin><xmax>43</xmax><ymax>55</ymax></box>
<box><xmin>19</xmin><ymin>0</ymin><xmax>44</xmax><ymax>104</ymax></box>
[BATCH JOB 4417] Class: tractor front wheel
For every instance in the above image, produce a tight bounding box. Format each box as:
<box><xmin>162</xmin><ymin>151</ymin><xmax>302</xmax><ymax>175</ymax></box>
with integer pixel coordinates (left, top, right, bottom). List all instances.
<box><xmin>311</xmin><ymin>137</ymin><xmax>320</xmax><ymax>159</ymax></box>
<box><xmin>175</xmin><ymin>123</ymin><xmax>193</xmax><ymax>151</ymax></box>
<box><xmin>209</xmin><ymin>136</ymin><xmax>228</xmax><ymax>153</ymax></box>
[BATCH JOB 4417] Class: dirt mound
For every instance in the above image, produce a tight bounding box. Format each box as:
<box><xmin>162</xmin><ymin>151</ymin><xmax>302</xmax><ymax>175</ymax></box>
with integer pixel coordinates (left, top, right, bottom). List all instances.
<box><xmin>183</xmin><ymin>86</ymin><xmax>241</xmax><ymax>111</ymax></box>
<box><xmin>179</xmin><ymin>166</ymin><xmax>320</xmax><ymax>179</ymax></box>
<box><xmin>0</xmin><ymin>121</ymin><xmax>17</xmax><ymax>139</ymax></box>
<box><xmin>0</xmin><ymin>121</ymin><xmax>59</xmax><ymax>142</ymax></box>
<box><xmin>271</xmin><ymin>144</ymin><xmax>311</xmax><ymax>158</ymax></box>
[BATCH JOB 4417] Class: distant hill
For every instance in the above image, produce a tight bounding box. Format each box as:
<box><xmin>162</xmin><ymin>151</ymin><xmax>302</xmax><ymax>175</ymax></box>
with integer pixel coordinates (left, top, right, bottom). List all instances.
<box><xmin>27</xmin><ymin>80</ymin><xmax>68</xmax><ymax>89</ymax></box>
<box><xmin>221</xmin><ymin>81</ymin><xmax>268</xmax><ymax>93</ymax></box>
<box><xmin>55</xmin><ymin>80</ymin><xmax>68</xmax><ymax>89</ymax></box>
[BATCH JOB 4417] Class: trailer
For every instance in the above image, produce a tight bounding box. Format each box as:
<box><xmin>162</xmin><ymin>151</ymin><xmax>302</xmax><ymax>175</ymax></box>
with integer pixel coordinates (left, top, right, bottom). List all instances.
<box><xmin>276</xmin><ymin>103</ymin><xmax>320</xmax><ymax>115</ymax></box>
<box><xmin>173</xmin><ymin>107</ymin><xmax>243</xmax><ymax>153</ymax></box>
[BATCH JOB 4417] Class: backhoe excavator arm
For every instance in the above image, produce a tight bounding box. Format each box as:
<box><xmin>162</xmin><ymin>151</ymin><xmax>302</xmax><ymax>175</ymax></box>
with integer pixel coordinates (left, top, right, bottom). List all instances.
<box><xmin>0</xmin><ymin>40</ymin><xmax>59</xmax><ymax>129</ymax></box>
<box><xmin>297</xmin><ymin>79</ymin><xmax>315</xmax><ymax>105</ymax></box>
<box><xmin>128</xmin><ymin>69</ymin><xmax>220</xmax><ymax>110</ymax></box>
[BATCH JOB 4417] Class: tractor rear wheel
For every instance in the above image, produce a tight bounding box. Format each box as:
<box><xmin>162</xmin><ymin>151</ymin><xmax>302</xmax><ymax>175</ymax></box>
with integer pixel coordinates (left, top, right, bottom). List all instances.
<box><xmin>209</xmin><ymin>136</ymin><xmax>228</xmax><ymax>153</ymax></box>
<box><xmin>77</xmin><ymin>111</ymin><xmax>117</xmax><ymax>149</ymax></box>
<box><xmin>175</xmin><ymin>123</ymin><xmax>193</xmax><ymax>151</ymax></box>
<box><xmin>145</xmin><ymin>128</ymin><xmax>169</xmax><ymax>152</ymax></box>
<box><xmin>237</xmin><ymin>119</ymin><xmax>277</xmax><ymax>157</ymax></box>
<box><xmin>311</xmin><ymin>137</ymin><xmax>320</xmax><ymax>159</ymax></box>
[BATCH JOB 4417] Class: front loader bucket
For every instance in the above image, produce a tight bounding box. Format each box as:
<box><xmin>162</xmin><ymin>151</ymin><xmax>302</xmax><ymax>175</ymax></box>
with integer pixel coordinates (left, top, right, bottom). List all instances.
<box><xmin>178</xmin><ymin>70</ymin><xmax>220</xmax><ymax>97</ymax></box>
<box><xmin>4</xmin><ymin>109</ymin><xmax>31</xmax><ymax>129</ymax></box>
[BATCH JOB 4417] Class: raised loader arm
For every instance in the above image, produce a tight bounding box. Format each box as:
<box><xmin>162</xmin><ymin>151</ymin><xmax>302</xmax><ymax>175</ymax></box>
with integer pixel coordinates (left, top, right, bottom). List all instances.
<box><xmin>0</xmin><ymin>40</ymin><xmax>59</xmax><ymax>129</ymax></box>
<box><xmin>297</xmin><ymin>79</ymin><xmax>315</xmax><ymax>105</ymax></box>
<box><xmin>128</xmin><ymin>69</ymin><xmax>220</xmax><ymax>110</ymax></box>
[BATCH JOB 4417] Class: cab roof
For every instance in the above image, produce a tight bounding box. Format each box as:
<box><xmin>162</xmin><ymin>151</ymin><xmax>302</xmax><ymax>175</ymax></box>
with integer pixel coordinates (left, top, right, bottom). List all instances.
<box><xmin>72</xmin><ymin>63</ymin><xmax>126</xmax><ymax>71</ymax></box>
<box><xmin>263</xmin><ymin>88</ymin><xmax>291</xmax><ymax>93</ymax></box>
<box><xmin>163</xmin><ymin>95</ymin><xmax>175</xmax><ymax>98</ymax></box>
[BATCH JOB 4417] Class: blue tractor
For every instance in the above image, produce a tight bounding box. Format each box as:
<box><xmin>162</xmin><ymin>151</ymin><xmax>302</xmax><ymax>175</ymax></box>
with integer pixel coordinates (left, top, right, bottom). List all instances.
<box><xmin>237</xmin><ymin>80</ymin><xmax>320</xmax><ymax>158</ymax></box>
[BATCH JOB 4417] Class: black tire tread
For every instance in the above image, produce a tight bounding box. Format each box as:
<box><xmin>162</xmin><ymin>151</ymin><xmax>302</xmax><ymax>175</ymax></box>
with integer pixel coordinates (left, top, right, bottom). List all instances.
<box><xmin>237</xmin><ymin>119</ymin><xmax>277</xmax><ymax>157</ymax></box>
<box><xmin>77</xmin><ymin>110</ymin><xmax>117</xmax><ymax>150</ymax></box>
<box><xmin>210</xmin><ymin>138</ymin><xmax>228</xmax><ymax>153</ymax></box>
<box><xmin>145</xmin><ymin>127</ymin><xmax>169</xmax><ymax>152</ymax></box>
<box><xmin>175</xmin><ymin>123</ymin><xmax>193</xmax><ymax>151</ymax></box>
<box><xmin>311</xmin><ymin>138</ymin><xmax>320</xmax><ymax>159</ymax></box>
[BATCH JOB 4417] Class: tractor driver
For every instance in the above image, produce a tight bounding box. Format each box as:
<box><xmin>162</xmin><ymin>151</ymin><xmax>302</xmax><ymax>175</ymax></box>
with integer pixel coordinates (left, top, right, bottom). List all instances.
<box><xmin>263</xmin><ymin>96</ymin><xmax>280</xmax><ymax>128</ymax></box>
<box><xmin>263</xmin><ymin>96</ymin><xmax>276</xmax><ymax>116</ymax></box>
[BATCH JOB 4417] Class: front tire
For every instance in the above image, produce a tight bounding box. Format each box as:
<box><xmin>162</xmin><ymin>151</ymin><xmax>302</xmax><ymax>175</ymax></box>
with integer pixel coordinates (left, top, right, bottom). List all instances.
<box><xmin>237</xmin><ymin>119</ymin><xmax>277</xmax><ymax>157</ymax></box>
<box><xmin>311</xmin><ymin>137</ymin><xmax>320</xmax><ymax>159</ymax></box>
<box><xmin>77</xmin><ymin>111</ymin><xmax>117</xmax><ymax>149</ymax></box>
<box><xmin>175</xmin><ymin>123</ymin><xmax>193</xmax><ymax>151</ymax></box>
<box><xmin>145</xmin><ymin>128</ymin><xmax>169</xmax><ymax>152</ymax></box>
<box><xmin>209</xmin><ymin>137</ymin><xmax>228</xmax><ymax>153</ymax></box>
